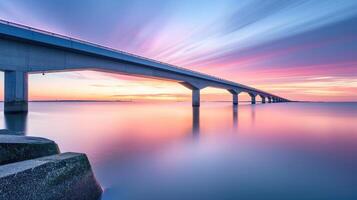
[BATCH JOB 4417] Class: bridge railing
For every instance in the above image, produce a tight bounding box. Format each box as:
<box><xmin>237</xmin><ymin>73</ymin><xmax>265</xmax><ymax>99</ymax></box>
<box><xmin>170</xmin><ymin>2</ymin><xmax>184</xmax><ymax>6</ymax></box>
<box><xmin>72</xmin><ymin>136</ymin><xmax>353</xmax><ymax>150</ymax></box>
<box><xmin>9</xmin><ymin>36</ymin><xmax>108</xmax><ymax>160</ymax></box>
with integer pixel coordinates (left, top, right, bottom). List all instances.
<box><xmin>0</xmin><ymin>19</ymin><xmax>278</xmax><ymax>98</ymax></box>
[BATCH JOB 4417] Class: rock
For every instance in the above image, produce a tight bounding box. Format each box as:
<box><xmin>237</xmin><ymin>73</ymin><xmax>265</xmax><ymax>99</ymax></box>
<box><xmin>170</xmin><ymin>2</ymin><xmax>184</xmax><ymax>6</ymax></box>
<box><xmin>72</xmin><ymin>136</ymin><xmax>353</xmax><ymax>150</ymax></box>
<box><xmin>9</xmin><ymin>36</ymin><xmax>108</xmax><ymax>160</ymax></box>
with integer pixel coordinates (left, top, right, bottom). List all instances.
<box><xmin>0</xmin><ymin>134</ymin><xmax>60</xmax><ymax>165</ymax></box>
<box><xmin>0</xmin><ymin>152</ymin><xmax>102</xmax><ymax>200</ymax></box>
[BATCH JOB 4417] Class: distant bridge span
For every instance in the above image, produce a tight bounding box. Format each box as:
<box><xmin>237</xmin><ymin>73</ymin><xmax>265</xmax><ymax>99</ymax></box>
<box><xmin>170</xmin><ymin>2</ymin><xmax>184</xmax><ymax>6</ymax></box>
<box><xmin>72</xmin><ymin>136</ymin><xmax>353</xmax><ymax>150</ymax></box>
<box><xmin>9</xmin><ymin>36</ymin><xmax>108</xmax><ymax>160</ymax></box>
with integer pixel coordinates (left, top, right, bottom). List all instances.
<box><xmin>0</xmin><ymin>20</ymin><xmax>289</xmax><ymax>113</ymax></box>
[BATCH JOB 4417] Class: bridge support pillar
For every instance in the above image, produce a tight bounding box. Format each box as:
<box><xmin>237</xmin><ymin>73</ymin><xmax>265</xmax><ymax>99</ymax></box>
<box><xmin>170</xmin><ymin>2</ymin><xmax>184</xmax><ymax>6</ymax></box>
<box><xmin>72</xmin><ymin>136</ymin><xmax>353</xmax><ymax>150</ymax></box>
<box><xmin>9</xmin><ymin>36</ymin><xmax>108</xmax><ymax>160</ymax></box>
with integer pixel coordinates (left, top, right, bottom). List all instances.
<box><xmin>249</xmin><ymin>93</ymin><xmax>256</xmax><ymax>104</ymax></box>
<box><xmin>232</xmin><ymin>94</ymin><xmax>238</xmax><ymax>105</ymax></box>
<box><xmin>268</xmin><ymin>97</ymin><xmax>272</xmax><ymax>103</ymax></box>
<box><xmin>192</xmin><ymin>89</ymin><xmax>200</xmax><ymax>107</ymax></box>
<box><xmin>180</xmin><ymin>81</ymin><xmax>206</xmax><ymax>107</ymax></box>
<box><xmin>228</xmin><ymin>89</ymin><xmax>241</xmax><ymax>105</ymax></box>
<box><xmin>260</xmin><ymin>95</ymin><xmax>266</xmax><ymax>104</ymax></box>
<box><xmin>4</xmin><ymin>71</ymin><xmax>28</xmax><ymax>113</ymax></box>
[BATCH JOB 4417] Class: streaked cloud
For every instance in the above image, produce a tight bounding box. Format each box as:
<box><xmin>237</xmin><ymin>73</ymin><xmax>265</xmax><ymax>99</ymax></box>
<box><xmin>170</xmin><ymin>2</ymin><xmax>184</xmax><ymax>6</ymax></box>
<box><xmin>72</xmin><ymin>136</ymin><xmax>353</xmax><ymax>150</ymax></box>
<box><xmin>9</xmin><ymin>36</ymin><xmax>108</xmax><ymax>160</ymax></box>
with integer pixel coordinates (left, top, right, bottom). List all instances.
<box><xmin>0</xmin><ymin>0</ymin><xmax>356</xmax><ymax>101</ymax></box>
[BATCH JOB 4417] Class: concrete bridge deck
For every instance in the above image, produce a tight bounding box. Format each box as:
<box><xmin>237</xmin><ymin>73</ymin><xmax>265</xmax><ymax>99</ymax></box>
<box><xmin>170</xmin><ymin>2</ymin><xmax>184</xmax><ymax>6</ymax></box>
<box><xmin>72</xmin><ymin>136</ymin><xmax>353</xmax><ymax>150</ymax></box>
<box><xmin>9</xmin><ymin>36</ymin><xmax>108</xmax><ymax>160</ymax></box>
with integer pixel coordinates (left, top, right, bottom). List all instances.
<box><xmin>0</xmin><ymin>19</ymin><xmax>289</xmax><ymax>112</ymax></box>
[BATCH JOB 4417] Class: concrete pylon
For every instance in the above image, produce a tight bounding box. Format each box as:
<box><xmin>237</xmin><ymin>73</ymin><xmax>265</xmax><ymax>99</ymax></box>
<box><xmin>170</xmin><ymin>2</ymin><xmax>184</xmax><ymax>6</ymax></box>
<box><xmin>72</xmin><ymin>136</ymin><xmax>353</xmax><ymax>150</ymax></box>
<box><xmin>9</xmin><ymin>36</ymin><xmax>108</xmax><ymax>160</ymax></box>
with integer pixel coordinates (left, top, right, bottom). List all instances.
<box><xmin>180</xmin><ymin>81</ymin><xmax>206</xmax><ymax>107</ymax></box>
<box><xmin>192</xmin><ymin>89</ymin><xmax>200</xmax><ymax>107</ymax></box>
<box><xmin>268</xmin><ymin>97</ymin><xmax>272</xmax><ymax>103</ymax></box>
<box><xmin>249</xmin><ymin>93</ymin><xmax>256</xmax><ymax>104</ymax></box>
<box><xmin>227</xmin><ymin>89</ymin><xmax>241</xmax><ymax>105</ymax></box>
<box><xmin>260</xmin><ymin>95</ymin><xmax>266</xmax><ymax>103</ymax></box>
<box><xmin>4</xmin><ymin>71</ymin><xmax>28</xmax><ymax>113</ymax></box>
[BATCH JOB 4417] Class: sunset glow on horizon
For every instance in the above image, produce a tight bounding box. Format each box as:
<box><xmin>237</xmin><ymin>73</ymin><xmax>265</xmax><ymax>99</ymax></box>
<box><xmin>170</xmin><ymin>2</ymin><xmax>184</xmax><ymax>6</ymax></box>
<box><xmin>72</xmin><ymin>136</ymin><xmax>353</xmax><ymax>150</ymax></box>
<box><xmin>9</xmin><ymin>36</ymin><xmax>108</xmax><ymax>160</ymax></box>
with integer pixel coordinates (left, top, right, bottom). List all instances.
<box><xmin>0</xmin><ymin>0</ymin><xmax>357</xmax><ymax>102</ymax></box>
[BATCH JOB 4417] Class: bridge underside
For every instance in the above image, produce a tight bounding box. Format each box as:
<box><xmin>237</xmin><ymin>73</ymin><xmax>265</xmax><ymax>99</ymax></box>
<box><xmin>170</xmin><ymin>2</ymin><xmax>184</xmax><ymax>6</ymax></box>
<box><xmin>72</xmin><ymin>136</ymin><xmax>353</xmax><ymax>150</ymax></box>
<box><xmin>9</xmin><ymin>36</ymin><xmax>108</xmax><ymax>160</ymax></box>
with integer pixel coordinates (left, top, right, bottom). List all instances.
<box><xmin>0</xmin><ymin>33</ymin><xmax>288</xmax><ymax>113</ymax></box>
<box><xmin>2</xmin><ymin>69</ymin><xmax>286</xmax><ymax>113</ymax></box>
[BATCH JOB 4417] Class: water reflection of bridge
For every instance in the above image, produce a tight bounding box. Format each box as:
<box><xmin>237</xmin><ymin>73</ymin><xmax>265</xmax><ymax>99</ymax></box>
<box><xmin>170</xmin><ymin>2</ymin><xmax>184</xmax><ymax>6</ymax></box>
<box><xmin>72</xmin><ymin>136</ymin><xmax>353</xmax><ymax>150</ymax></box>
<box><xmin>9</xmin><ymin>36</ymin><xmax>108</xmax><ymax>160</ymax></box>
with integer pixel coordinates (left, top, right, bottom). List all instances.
<box><xmin>4</xmin><ymin>104</ymin><xmax>248</xmax><ymax>137</ymax></box>
<box><xmin>3</xmin><ymin>112</ymin><xmax>27</xmax><ymax>134</ymax></box>
<box><xmin>191</xmin><ymin>105</ymin><xmax>239</xmax><ymax>137</ymax></box>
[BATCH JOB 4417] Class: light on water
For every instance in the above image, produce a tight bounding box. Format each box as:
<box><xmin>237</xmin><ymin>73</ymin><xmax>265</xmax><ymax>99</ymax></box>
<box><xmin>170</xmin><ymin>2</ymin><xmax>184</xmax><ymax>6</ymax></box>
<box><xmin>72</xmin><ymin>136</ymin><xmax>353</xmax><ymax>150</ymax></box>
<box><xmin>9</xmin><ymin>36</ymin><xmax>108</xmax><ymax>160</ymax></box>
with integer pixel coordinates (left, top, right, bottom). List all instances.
<box><xmin>1</xmin><ymin>102</ymin><xmax>357</xmax><ymax>200</ymax></box>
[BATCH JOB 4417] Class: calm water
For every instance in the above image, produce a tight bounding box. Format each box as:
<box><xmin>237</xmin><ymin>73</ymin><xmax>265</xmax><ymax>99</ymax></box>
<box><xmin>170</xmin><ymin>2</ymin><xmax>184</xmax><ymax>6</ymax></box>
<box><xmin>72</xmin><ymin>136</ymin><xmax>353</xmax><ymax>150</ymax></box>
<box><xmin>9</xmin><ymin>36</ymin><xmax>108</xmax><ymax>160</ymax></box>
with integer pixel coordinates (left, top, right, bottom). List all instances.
<box><xmin>1</xmin><ymin>102</ymin><xmax>357</xmax><ymax>200</ymax></box>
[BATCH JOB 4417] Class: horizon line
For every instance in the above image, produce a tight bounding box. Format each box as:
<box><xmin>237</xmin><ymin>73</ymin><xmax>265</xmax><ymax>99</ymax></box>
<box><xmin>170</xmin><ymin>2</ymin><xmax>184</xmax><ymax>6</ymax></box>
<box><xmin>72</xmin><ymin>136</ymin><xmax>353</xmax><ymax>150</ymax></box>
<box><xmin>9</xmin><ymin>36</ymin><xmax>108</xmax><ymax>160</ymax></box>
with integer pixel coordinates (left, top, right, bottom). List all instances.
<box><xmin>0</xmin><ymin>100</ymin><xmax>355</xmax><ymax>103</ymax></box>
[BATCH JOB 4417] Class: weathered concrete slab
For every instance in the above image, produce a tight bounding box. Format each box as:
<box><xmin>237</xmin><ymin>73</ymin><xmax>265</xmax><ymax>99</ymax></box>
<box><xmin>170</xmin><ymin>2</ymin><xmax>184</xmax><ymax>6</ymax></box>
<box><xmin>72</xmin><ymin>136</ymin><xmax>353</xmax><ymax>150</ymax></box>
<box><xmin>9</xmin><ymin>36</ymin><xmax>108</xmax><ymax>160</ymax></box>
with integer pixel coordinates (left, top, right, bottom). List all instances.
<box><xmin>0</xmin><ymin>134</ymin><xmax>60</xmax><ymax>165</ymax></box>
<box><xmin>0</xmin><ymin>152</ymin><xmax>102</xmax><ymax>200</ymax></box>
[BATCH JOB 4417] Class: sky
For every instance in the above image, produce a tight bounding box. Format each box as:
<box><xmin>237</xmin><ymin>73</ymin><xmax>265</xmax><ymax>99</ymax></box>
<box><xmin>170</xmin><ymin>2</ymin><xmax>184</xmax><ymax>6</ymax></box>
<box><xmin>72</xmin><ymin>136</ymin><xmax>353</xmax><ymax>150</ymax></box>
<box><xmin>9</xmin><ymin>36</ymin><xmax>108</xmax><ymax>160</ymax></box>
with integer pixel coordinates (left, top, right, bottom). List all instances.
<box><xmin>0</xmin><ymin>0</ymin><xmax>357</xmax><ymax>102</ymax></box>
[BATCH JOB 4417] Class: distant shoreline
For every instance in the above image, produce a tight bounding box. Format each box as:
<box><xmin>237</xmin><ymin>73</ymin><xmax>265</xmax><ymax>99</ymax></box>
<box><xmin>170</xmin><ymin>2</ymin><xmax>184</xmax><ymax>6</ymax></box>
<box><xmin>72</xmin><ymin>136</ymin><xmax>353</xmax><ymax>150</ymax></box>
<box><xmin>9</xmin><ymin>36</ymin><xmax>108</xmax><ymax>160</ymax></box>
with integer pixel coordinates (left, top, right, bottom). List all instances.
<box><xmin>0</xmin><ymin>100</ymin><xmax>355</xmax><ymax>103</ymax></box>
<box><xmin>29</xmin><ymin>100</ymin><xmax>133</xmax><ymax>102</ymax></box>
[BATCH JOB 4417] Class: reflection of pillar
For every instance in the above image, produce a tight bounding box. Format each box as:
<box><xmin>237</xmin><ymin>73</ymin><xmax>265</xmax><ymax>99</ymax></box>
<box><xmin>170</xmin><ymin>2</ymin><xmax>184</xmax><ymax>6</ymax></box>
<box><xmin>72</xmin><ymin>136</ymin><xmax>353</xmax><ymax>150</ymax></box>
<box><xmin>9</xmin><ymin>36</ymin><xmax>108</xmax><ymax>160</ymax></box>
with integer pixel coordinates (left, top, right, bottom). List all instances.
<box><xmin>4</xmin><ymin>71</ymin><xmax>28</xmax><ymax>113</ymax></box>
<box><xmin>4</xmin><ymin>112</ymin><xmax>28</xmax><ymax>134</ymax></box>
<box><xmin>192</xmin><ymin>106</ymin><xmax>200</xmax><ymax>136</ymax></box>
<box><xmin>251</xmin><ymin>105</ymin><xmax>256</xmax><ymax>125</ymax></box>
<box><xmin>233</xmin><ymin>105</ymin><xmax>238</xmax><ymax>130</ymax></box>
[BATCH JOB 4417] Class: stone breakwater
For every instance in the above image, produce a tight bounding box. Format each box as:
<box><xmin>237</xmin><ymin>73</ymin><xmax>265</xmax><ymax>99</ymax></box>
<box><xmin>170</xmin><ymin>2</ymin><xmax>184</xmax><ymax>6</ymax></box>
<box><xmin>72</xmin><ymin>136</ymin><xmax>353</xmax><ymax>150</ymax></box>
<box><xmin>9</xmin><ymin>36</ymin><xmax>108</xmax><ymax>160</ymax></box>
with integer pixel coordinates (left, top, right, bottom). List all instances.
<box><xmin>0</xmin><ymin>131</ymin><xmax>102</xmax><ymax>200</ymax></box>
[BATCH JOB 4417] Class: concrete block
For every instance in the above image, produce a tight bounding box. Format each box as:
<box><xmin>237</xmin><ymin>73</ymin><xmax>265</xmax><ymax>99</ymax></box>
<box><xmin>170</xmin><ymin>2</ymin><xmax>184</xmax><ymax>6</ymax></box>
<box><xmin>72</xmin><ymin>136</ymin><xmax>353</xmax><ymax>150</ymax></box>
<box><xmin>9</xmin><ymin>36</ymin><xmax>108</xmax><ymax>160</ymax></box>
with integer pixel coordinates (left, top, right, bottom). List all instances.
<box><xmin>0</xmin><ymin>152</ymin><xmax>102</xmax><ymax>200</ymax></box>
<box><xmin>0</xmin><ymin>134</ymin><xmax>60</xmax><ymax>165</ymax></box>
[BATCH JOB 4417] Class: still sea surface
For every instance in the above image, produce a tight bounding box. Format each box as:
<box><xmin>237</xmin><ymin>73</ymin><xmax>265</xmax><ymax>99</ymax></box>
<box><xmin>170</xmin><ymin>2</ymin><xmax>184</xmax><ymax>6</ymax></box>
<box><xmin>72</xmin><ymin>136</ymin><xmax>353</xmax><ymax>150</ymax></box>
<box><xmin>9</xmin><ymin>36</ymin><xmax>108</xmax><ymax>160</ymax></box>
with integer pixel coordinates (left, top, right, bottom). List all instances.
<box><xmin>1</xmin><ymin>102</ymin><xmax>357</xmax><ymax>200</ymax></box>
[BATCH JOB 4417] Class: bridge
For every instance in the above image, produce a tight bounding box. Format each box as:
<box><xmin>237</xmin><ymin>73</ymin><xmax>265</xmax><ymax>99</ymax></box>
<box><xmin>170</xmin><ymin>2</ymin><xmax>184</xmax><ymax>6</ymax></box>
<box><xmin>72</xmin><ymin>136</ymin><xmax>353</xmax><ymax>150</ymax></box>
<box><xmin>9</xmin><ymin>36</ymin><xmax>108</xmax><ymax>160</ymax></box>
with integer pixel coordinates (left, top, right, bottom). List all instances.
<box><xmin>0</xmin><ymin>19</ymin><xmax>289</xmax><ymax>113</ymax></box>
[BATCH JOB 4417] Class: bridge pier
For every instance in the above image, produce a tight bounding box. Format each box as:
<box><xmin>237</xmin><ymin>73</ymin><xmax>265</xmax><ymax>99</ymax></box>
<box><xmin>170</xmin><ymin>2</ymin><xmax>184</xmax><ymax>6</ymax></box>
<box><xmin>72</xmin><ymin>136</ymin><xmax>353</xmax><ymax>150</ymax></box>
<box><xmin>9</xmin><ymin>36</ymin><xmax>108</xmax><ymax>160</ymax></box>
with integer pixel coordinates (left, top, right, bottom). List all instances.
<box><xmin>260</xmin><ymin>95</ymin><xmax>266</xmax><ymax>104</ymax></box>
<box><xmin>192</xmin><ymin>89</ymin><xmax>200</xmax><ymax>107</ymax></box>
<box><xmin>249</xmin><ymin>93</ymin><xmax>256</xmax><ymax>104</ymax></box>
<box><xmin>233</xmin><ymin>94</ymin><xmax>238</xmax><ymax>105</ymax></box>
<box><xmin>180</xmin><ymin>82</ymin><xmax>206</xmax><ymax>107</ymax></box>
<box><xmin>228</xmin><ymin>89</ymin><xmax>241</xmax><ymax>105</ymax></box>
<box><xmin>4</xmin><ymin>71</ymin><xmax>28</xmax><ymax>113</ymax></box>
<box><xmin>268</xmin><ymin>97</ymin><xmax>272</xmax><ymax>103</ymax></box>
